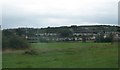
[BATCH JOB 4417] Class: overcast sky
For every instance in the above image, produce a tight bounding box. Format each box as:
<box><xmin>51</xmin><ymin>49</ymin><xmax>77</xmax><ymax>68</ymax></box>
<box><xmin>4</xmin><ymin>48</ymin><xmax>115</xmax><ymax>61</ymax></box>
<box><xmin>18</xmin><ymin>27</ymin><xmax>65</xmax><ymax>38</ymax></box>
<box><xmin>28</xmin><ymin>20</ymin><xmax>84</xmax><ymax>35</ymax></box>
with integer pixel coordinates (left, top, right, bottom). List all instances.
<box><xmin>1</xmin><ymin>0</ymin><xmax>119</xmax><ymax>29</ymax></box>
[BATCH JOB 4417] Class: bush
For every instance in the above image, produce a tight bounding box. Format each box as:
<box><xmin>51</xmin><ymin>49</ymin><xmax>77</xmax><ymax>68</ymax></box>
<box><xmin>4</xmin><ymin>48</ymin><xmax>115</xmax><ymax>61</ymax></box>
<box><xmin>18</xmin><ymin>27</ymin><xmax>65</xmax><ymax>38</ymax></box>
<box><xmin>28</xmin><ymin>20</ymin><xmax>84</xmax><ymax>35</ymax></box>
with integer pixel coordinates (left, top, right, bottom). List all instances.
<box><xmin>95</xmin><ymin>33</ymin><xmax>113</xmax><ymax>43</ymax></box>
<box><xmin>24</xmin><ymin>49</ymin><xmax>38</xmax><ymax>55</ymax></box>
<box><xmin>9</xmin><ymin>36</ymin><xmax>29</xmax><ymax>49</ymax></box>
<box><xmin>2</xmin><ymin>31</ymin><xmax>29</xmax><ymax>50</ymax></box>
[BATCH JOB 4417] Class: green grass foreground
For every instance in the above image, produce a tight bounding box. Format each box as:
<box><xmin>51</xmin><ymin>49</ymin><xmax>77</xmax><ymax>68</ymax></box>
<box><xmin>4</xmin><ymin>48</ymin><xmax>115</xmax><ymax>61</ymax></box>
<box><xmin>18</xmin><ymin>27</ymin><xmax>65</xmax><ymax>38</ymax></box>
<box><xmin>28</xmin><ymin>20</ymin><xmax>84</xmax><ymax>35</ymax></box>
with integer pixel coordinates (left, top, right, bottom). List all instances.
<box><xmin>2</xmin><ymin>42</ymin><xmax>118</xmax><ymax>68</ymax></box>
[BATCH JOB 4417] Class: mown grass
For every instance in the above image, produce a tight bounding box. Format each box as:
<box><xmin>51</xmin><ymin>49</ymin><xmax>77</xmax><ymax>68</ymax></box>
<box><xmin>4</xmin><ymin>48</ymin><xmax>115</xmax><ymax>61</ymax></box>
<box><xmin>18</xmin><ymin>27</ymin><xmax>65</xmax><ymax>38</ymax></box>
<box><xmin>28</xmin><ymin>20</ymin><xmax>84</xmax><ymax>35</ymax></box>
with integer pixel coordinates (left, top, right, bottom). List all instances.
<box><xmin>2</xmin><ymin>42</ymin><xmax>118</xmax><ymax>68</ymax></box>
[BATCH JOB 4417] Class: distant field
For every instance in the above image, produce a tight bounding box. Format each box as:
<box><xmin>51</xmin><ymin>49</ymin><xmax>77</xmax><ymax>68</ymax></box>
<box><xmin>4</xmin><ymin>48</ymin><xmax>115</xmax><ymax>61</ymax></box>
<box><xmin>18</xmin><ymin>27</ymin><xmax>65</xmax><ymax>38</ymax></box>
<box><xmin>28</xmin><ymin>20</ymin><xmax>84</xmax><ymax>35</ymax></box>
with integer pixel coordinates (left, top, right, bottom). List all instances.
<box><xmin>2</xmin><ymin>42</ymin><xmax>118</xmax><ymax>68</ymax></box>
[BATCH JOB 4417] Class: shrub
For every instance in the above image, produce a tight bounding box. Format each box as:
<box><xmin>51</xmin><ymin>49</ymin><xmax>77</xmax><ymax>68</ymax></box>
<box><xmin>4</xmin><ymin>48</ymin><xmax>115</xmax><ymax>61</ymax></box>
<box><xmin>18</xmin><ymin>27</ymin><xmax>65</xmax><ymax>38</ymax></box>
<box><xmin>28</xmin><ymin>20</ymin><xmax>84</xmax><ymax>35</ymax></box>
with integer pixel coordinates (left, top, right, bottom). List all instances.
<box><xmin>2</xmin><ymin>30</ymin><xmax>29</xmax><ymax>50</ymax></box>
<box><xmin>24</xmin><ymin>49</ymin><xmax>38</xmax><ymax>55</ymax></box>
<box><xmin>9</xmin><ymin>36</ymin><xmax>29</xmax><ymax>49</ymax></box>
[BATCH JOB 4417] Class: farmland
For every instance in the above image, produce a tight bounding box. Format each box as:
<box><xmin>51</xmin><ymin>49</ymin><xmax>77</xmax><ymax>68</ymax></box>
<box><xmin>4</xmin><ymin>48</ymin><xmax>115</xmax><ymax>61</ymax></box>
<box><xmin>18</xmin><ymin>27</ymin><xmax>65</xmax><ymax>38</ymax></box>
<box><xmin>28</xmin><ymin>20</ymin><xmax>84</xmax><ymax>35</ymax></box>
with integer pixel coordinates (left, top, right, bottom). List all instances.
<box><xmin>2</xmin><ymin>42</ymin><xmax>118</xmax><ymax>68</ymax></box>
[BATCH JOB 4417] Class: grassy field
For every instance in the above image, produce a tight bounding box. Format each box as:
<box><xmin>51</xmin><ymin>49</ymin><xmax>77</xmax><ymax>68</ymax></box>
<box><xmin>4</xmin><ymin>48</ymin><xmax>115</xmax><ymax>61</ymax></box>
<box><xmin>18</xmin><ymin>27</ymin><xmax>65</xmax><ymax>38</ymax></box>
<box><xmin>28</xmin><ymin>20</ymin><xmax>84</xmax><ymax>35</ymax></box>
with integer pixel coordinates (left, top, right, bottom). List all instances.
<box><xmin>2</xmin><ymin>42</ymin><xmax>118</xmax><ymax>68</ymax></box>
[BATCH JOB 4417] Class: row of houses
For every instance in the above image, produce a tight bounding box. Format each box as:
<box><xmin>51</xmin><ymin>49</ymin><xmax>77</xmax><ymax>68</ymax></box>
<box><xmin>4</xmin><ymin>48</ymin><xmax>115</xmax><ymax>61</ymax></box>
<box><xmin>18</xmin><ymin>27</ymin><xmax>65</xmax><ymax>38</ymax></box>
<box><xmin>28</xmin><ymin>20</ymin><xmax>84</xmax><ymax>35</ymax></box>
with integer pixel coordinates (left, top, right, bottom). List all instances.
<box><xmin>35</xmin><ymin>33</ymin><xmax>57</xmax><ymax>36</ymax></box>
<box><xmin>27</xmin><ymin>37</ymin><xmax>96</xmax><ymax>43</ymax></box>
<box><xmin>26</xmin><ymin>32</ymin><xmax>120</xmax><ymax>43</ymax></box>
<box><xmin>33</xmin><ymin>32</ymin><xmax>97</xmax><ymax>37</ymax></box>
<box><xmin>29</xmin><ymin>31</ymin><xmax>119</xmax><ymax>37</ymax></box>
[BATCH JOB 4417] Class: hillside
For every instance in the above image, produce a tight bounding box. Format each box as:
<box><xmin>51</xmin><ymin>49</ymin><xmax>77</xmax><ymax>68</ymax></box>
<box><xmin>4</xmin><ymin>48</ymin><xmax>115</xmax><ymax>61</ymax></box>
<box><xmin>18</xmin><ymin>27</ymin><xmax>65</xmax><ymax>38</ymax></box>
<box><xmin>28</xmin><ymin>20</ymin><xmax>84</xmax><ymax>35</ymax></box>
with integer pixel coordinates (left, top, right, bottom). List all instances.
<box><xmin>2</xmin><ymin>25</ymin><xmax>120</xmax><ymax>43</ymax></box>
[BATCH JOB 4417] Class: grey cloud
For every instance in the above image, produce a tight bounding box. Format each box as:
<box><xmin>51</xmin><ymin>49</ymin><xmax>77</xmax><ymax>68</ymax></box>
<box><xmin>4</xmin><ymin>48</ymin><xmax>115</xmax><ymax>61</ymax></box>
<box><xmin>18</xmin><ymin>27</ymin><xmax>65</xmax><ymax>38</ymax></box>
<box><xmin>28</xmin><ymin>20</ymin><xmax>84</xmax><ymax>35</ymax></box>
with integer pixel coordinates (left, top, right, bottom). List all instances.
<box><xmin>2</xmin><ymin>2</ymin><xmax>118</xmax><ymax>29</ymax></box>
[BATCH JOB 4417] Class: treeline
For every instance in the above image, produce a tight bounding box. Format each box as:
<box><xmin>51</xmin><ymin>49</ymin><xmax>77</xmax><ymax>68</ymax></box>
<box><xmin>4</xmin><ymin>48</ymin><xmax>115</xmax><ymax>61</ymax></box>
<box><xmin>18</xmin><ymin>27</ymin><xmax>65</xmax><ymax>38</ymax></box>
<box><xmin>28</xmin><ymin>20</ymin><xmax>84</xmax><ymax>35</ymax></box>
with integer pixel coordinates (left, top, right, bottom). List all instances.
<box><xmin>3</xmin><ymin>25</ymin><xmax>119</xmax><ymax>37</ymax></box>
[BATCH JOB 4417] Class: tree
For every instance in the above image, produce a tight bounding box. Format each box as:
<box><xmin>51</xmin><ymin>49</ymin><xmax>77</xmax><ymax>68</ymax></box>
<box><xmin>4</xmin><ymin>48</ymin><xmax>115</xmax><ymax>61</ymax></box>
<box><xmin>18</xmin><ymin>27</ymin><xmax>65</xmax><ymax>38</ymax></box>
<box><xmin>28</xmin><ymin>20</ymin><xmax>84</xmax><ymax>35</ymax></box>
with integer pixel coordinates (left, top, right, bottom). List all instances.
<box><xmin>2</xmin><ymin>29</ymin><xmax>29</xmax><ymax>50</ymax></box>
<box><xmin>59</xmin><ymin>28</ymin><xmax>72</xmax><ymax>38</ymax></box>
<box><xmin>82</xmin><ymin>35</ymin><xmax>86</xmax><ymax>42</ymax></box>
<box><xmin>9</xmin><ymin>36</ymin><xmax>29</xmax><ymax>49</ymax></box>
<box><xmin>95</xmin><ymin>33</ymin><xmax>104</xmax><ymax>42</ymax></box>
<box><xmin>95</xmin><ymin>33</ymin><xmax>114</xmax><ymax>43</ymax></box>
